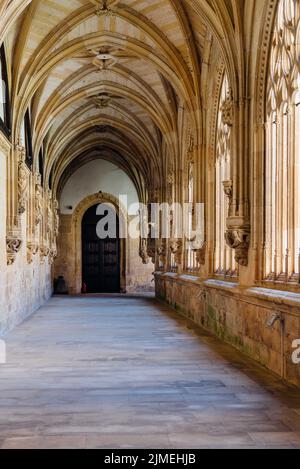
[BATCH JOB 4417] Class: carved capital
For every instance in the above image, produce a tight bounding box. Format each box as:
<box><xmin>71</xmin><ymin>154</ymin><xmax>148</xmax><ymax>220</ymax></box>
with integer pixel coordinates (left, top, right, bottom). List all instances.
<box><xmin>6</xmin><ymin>237</ymin><xmax>22</xmax><ymax>266</ymax></box>
<box><xmin>225</xmin><ymin>218</ymin><xmax>250</xmax><ymax>267</ymax></box>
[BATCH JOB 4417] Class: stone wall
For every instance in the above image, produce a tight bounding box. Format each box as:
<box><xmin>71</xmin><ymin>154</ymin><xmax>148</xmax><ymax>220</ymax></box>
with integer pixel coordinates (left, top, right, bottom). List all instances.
<box><xmin>155</xmin><ymin>273</ymin><xmax>300</xmax><ymax>388</ymax></box>
<box><xmin>0</xmin><ymin>137</ymin><xmax>52</xmax><ymax>337</ymax></box>
<box><xmin>0</xmin><ymin>253</ymin><xmax>52</xmax><ymax>336</ymax></box>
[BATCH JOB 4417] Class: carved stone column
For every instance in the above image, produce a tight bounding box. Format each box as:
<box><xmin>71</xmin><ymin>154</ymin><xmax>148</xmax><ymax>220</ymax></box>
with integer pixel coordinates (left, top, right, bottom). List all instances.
<box><xmin>47</xmin><ymin>189</ymin><xmax>53</xmax><ymax>235</ymax></box>
<box><xmin>53</xmin><ymin>198</ymin><xmax>60</xmax><ymax>239</ymax></box>
<box><xmin>16</xmin><ymin>141</ymin><xmax>28</xmax><ymax>215</ymax></box>
<box><xmin>34</xmin><ymin>173</ymin><xmax>43</xmax><ymax>227</ymax></box>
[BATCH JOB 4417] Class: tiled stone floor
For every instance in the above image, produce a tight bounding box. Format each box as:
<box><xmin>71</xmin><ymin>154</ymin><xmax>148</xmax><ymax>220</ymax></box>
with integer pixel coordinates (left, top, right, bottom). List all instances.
<box><xmin>1</xmin><ymin>294</ymin><xmax>300</xmax><ymax>449</ymax></box>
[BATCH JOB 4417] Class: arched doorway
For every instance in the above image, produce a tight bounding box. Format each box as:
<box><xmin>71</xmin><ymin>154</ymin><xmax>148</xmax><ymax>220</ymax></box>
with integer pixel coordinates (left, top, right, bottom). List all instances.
<box><xmin>82</xmin><ymin>203</ymin><xmax>121</xmax><ymax>293</ymax></box>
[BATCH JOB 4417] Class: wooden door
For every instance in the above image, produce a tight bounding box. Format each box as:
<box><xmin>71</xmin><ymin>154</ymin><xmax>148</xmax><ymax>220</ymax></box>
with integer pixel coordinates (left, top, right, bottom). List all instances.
<box><xmin>82</xmin><ymin>204</ymin><xmax>120</xmax><ymax>293</ymax></box>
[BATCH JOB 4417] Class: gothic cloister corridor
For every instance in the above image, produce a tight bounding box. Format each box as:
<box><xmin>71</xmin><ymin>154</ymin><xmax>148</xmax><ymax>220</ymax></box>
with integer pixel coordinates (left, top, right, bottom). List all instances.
<box><xmin>0</xmin><ymin>294</ymin><xmax>300</xmax><ymax>450</ymax></box>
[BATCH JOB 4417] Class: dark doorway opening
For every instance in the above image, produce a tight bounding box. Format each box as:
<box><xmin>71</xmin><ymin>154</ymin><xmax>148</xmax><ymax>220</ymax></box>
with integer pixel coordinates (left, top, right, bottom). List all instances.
<box><xmin>82</xmin><ymin>204</ymin><xmax>120</xmax><ymax>293</ymax></box>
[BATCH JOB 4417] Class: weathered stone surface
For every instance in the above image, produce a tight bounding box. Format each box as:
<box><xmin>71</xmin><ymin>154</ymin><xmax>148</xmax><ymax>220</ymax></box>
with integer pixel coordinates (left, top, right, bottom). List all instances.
<box><xmin>155</xmin><ymin>273</ymin><xmax>300</xmax><ymax>389</ymax></box>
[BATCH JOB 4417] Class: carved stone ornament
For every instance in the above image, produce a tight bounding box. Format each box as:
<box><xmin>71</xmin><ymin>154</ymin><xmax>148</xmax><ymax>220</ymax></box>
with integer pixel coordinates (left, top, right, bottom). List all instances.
<box><xmin>53</xmin><ymin>199</ymin><xmax>60</xmax><ymax>238</ymax></box>
<box><xmin>17</xmin><ymin>146</ymin><xmax>28</xmax><ymax>215</ymax></box>
<box><xmin>192</xmin><ymin>240</ymin><xmax>206</xmax><ymax>266</ymax></box>
<box><xmin>7</xmin><ymin>237</ymin><xmax>22</xmax><ymax>266</ymax></box>
<box><xmin>27</xmin><ymin>242</ymin><xmax>38</xmax><ymax>264</ymax></box>
<box><xmin>146</xmin><ymin>239</ymin><xmax>156</xmax><ymax>264</ymax></box>
<box><xmin>169</xmin><ymin>239</ymin><xmax>182</xmax><ymax>265</ymax></box>
<box><xmin>47</xmin><ymin>190</ymin><xmax>53</xmax><ymax>235</ymax></box>
<box><xmin>95</xmin><ymin>0</ymin><xmax>116</xmax><ymax>16</ymax></box>
<box><xmin>139</xmin><ymin>246</ymin><xmax>150</xmax><ymax>265</ymax></box>
<box><xmin>35</xmin><ymin>174</ymin><xmax>43</xmax><ymax>226</ymax></box>
<box><xmin>167</xmin><ymin>171</ymin><xmax>175</xmax><ymax>185</ymax></box>
<box><xmin>225</xmin><ymin>219</ymin><xmax>250</xmax><ymax>267</ymax></box>
<box><xmin>157</xmin><ymin>243</ymin><xmax>167</xmax><ymax>264</ymax></box>
<box><xmin>223</xmin><ymin>180</ymin><xmax>233</xmax><ymax>199</ymax></box>
<box><xmin>48</xmin><ymin>248</ymin><xmax>57</xmax><ymax>265</ymax></box>
<box><xmin>0</xmin><ymin>132</ymin><xmax>11</xmax><ymax>154</ymax></box>
<box><xmin>40</xmin><ymin>246</ymin><xmax>50</xmax><ymax>264</ymax></box>
<box><xmin>221</xmin><ymin>89</ymin><xmax>234</xmax><ymax>127</ymax></box>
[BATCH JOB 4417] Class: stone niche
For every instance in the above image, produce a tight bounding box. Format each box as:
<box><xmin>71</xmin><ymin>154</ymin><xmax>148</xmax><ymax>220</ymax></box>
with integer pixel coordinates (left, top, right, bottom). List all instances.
<box><xmin>155</xmin><ymin>273</ymin><xmax>300</xmax><ymax>389</ymax></box>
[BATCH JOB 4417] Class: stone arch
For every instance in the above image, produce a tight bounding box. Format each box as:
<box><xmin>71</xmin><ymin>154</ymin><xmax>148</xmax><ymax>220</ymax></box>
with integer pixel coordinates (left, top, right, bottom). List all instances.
<box><xmin>72</xmin><ymin>192</ymin><xmax>128</xmax><ymax>294</ymax></box>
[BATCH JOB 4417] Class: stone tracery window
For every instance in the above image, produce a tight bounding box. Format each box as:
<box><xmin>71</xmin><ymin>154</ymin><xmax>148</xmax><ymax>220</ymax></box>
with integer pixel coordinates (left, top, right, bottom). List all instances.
<box><xmin>214</xmin><ymin>74</ymin><xmax>236</xmax><ymax>276</ymax></box>
<box><xmin>20</xmin><ymin>109</ymin><xmax>33</xmax><ymax>169</ymax></box>
<box><xmin>265</xmin><ymin>0</ymin><xmax>300</xmax><ymax>283</ymax></box>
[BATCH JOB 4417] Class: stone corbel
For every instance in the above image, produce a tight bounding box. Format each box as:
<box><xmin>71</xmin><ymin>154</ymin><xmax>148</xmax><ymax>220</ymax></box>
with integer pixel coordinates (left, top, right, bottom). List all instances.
<box><xmin>27</xmin><ymin>242</ymin><xmax>38</xmax><ymax>264</ymax></box>
<box><xmin>223</xmin><ymin>180</ymin><xmax>233</xmax><ymax>199</ymax></box>
<box><xmin>146</xmin><ymin>238</ymin><xmax>156</xmax><ymax>264</ymax></box>
<box><xmin>225</xmin><ymin>217</ymin><xmax>250</xmax><ymax>267</ymax></box>
<box><xmin>6</xmin><ymin>236</ymin><xmax>22</xmax><ymax>266</ymax></box>
<box><xmin>157</xmin><ymin>242</ymin><xmax>167</xmax><ymax>265</ymax></box>
<box><xmin>169</xmin><ymin>239</ymin><xmax>183</xmax><ymax>265</ymax></box>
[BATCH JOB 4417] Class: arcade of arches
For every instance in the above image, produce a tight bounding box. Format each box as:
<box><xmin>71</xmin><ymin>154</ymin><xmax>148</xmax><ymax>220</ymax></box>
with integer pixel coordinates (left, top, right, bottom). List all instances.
<box><xmin>0</xmin><ymin>0</ymin><xmax>300</xmax><ymax>427</ymax></box>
